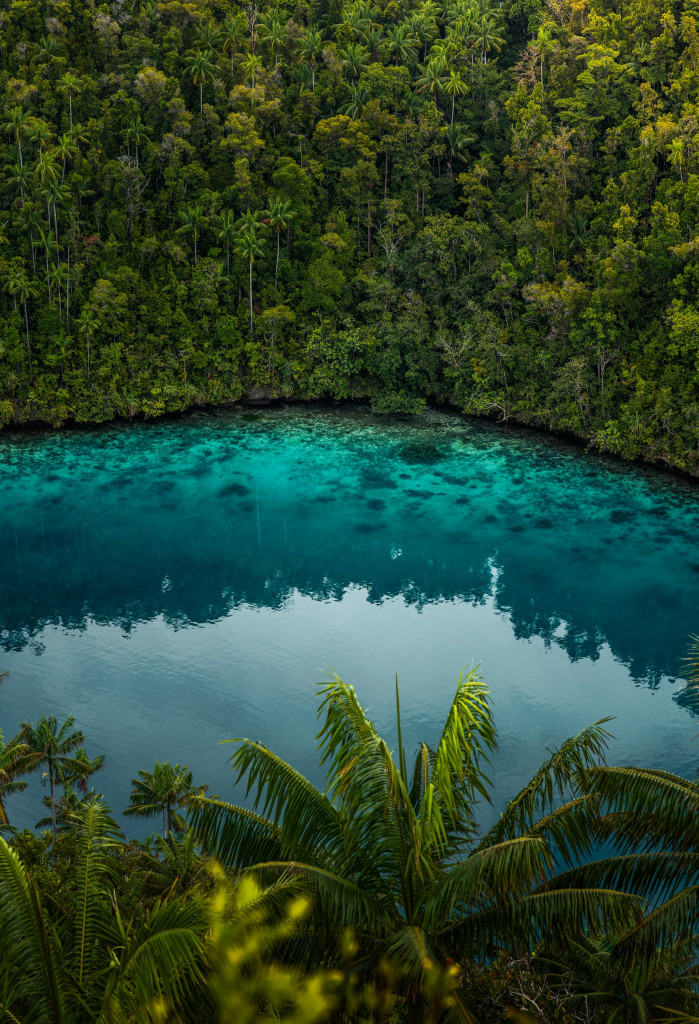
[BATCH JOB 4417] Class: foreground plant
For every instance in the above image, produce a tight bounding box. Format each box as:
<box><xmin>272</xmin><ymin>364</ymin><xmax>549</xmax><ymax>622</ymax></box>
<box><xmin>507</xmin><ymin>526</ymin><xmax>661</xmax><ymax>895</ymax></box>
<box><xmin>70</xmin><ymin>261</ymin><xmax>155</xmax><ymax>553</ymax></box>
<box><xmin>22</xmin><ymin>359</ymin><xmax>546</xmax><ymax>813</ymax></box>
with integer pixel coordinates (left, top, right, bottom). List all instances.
<box><xmin>189</xmin><ymin>670</ymin><xmax>640</xmax><ymax>1022</ymax></box>
<box><xmin>0</xmin><ymin>798</ymin><xmax>207</xmax><ymax>1022</ymax></box>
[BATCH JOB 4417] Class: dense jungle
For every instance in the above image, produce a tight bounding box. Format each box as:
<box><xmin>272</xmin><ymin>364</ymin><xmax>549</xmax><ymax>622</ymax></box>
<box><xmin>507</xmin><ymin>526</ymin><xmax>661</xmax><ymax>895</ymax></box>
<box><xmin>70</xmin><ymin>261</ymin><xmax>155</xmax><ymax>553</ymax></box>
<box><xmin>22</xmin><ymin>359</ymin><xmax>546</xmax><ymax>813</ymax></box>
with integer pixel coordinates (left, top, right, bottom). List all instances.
<box><xmin>1</xmin><ymin>0</ymin><xmax>699</xmax><ymax>471</ymax></box>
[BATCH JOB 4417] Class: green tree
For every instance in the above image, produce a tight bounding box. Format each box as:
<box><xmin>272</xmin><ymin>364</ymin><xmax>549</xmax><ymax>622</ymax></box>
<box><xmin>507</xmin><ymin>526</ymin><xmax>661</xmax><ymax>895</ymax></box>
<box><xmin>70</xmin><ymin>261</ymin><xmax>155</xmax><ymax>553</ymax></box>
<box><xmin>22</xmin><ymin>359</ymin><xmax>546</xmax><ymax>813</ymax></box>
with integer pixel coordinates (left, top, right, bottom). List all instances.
<box><xmin>189</xmin><ymin>671</ymin><xmax>639</xmax><ymax>1023</ymax></box>
<box><xmin>4</xmin><ymin>272</ymin><xmax>39</xmax><ymax>368</ymax></box>
<box><xmin>444</xmin><ymin>69</ymin><xmax>468</xmax><ymax>125</ymax></box>
<box><xmin>75</xmin><ymin>306</ymin><xmax>100</xmax><ymax>380</ymax></box>
<box><xmin>214</xmin><ymin>209</ymin><xmax>237</xmax><ymax>276</ymax></box>
<box><xmin>21</xmin><ymin>715</ymin><xmax>87</xmax><ymax>833</ymax></box>
<box><xmin>0</xmin><ymin>730</ymin><xmax>37</xmax><ymax>826</ymax></box>
<box><xmin>234</xmin><ymin>227</ymin><xmax>265</xmax><ymax>336</ymax></box>
<box><xmin>263</xmin><ymin>197</ymin><xmax>296</xmax><ymax>289</ymax></box>
<box><xmin>184</xmin><ymin>48</ymin><xmax>217</xmax><ymax>114</ymax></box>
<box><xmin>1</xmin><ymin>106</ymin><xmax>34</xmax><ymax>167</ymax></box>
<box><xmin>124</xmin><ymin>761</ymin><xmax>207</xmax><ymax>838</ymax></box>
<box><xmin>57</xmin><ymin>72</ymin><xmax>83</xmax><ymax>127</ymax></box>
<box><xmin>177</xmin><ymin>204</ymin><xmax>206</xmax><ymax>265</ymax></box>
<box><xmin>299</xmin><ymin>28</ymin><xmax>323</xmax><ymax>92</ymax></box>
<box><xmin>0</xmin><ymin>801</ymin><xmax>207</xmax><ymax>1021</ymax></box>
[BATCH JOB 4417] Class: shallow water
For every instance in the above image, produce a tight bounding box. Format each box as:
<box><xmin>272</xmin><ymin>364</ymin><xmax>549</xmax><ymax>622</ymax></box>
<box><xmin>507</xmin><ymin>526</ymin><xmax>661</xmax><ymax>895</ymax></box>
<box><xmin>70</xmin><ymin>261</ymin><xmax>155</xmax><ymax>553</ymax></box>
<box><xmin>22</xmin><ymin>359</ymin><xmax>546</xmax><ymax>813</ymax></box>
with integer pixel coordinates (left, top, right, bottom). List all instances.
<box><xmin>1</xmin><ymin>405</ymin><xmax>698</xmax><ymax>833</ymax></box>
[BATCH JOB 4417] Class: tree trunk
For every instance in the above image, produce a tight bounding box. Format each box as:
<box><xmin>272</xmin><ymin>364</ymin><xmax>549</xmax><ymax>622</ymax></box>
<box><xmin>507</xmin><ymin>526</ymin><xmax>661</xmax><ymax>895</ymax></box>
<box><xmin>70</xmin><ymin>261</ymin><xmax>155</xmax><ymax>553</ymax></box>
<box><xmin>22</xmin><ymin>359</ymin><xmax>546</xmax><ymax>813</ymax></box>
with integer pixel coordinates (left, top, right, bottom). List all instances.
<box><xmin>249</xmin><ymin>259</ymin><xmax>253</xmax><ymax>335</ymax></box>
<box><xmin>275</xmin><ymin>230</ymin><xmax>280</xmax><ymax>290</ymax></box>
<box><xmin>24</xmin><ymin>299</ymin><xmax>31</xmax><ymax>370</ymax></box>
<box><xmin>50</xmin><ymin>768</ymin><xmax>56</xmax><ymax>834</ymax></box>
<box><xmin>87</xmin><ymin>329</ymin><xmax>90</xmax><ymax>381</ymax></box>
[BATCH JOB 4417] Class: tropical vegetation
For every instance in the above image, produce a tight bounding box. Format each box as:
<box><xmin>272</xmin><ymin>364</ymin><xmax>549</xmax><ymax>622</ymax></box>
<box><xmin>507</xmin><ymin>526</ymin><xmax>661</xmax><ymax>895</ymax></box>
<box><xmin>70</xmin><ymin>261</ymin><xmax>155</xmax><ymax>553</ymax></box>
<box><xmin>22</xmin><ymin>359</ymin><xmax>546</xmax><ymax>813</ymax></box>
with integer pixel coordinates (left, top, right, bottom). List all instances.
<box><xmin>0</xmin><ymin>0</ymin><xmax>699</xmax><ymax>473</ymax></box>
<box><xmin>3</xmin><ymin>670</ymin><xmax>699</xmax><ymax>1021</ymax></box>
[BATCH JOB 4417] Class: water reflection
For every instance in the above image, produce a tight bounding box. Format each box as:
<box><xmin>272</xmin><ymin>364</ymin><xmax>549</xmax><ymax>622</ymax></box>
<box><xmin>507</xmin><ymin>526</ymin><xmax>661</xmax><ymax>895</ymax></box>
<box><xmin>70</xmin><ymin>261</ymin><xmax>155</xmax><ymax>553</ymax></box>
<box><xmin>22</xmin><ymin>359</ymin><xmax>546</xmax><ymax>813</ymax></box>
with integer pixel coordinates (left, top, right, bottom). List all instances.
<box><xmin>1</xmin><ymin>406</ymin><xmax>697</xmax><ymax>700</ymax></box>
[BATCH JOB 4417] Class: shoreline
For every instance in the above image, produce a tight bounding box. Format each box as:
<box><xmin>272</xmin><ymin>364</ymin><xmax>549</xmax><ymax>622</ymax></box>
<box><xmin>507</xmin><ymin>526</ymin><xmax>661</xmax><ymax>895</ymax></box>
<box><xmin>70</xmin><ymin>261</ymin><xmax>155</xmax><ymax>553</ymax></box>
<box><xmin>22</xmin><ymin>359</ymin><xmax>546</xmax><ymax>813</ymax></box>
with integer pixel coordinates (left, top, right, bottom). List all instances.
<box><xmin>2</xmin><ymin>392</ymin><xmax>698</xmax><ymax>489</ymax></box>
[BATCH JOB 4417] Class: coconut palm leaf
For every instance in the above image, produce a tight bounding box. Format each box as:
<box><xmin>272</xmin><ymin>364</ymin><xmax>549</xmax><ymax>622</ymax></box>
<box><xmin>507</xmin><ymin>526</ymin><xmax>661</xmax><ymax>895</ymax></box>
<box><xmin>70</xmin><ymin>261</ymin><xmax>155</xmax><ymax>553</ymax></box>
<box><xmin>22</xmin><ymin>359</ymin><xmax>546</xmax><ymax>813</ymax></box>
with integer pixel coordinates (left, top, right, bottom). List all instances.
<box><xmin>480</xmin><ymin>720</ymin><xmax>613</xmax><ymax>848</ymax></box>
<box><xmin>0</xmin><ymin>837</ymin><xmax>64</xmax><ymax>1024</ymax></box>
<box><xmin>228</xmin><ymin>740</ymin><xmax>346</xmax><ymax>862</ymax></box>
<box><xmin>249</xmin><ymin>860</ymin><xmax>391</xmax><ymax>934</ymax></box>
<box><xmin>551</xmin><ymin>853</ymin><xmax>699</xmax><ymax>906</ymax></box>
<box><xmin>187</xmin><ymin>796</ymin><xmax>283</xmax><ymax>867</ymax></box>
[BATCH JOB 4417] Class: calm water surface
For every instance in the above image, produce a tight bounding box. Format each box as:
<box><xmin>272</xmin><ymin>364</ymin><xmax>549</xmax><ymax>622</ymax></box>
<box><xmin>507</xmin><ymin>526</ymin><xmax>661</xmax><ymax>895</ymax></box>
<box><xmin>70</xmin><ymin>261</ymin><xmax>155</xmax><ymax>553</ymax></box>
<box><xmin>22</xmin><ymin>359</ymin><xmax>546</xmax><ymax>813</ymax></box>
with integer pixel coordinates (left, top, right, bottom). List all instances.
<box><xmin>1</xmin><ymin>406</ymin><xmax>698</xmax><ymax>833</ymax></box>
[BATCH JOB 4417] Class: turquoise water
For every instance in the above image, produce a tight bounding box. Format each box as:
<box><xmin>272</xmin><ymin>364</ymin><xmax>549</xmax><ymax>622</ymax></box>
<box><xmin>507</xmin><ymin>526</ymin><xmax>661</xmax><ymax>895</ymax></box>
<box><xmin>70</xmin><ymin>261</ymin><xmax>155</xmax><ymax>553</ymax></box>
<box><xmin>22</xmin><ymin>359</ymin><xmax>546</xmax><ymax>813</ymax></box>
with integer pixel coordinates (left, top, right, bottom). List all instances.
<box><xmin>1</xmin><ymin>405</ymin><xmax>698</xmax><ymax>833</ymax></box>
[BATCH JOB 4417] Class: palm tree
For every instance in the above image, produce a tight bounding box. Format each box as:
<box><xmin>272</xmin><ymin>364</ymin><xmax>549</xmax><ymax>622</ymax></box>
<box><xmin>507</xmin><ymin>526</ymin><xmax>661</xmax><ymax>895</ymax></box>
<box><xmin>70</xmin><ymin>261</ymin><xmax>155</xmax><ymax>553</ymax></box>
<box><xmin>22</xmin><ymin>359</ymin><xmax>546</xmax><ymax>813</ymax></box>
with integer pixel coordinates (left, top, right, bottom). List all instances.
<box><xmin>242</xmin><ymin>51</ymin><xmax>263</xmax><ymax>94</ymax></box>
<box><xmin>213</xmin><ymin>209</ymin><xmax>237</xmax><ymax>276</ymax></box>
<box><xmin>444</xmin><ymin>68</ymin><xmax>468</xmax><ymax>124</ymax></box>
<box><xmin>533</xmin><ymin>24</ymin><xmax>556</xmax><ymax>88</ymax></box>
<box><xmin>0</xmin><ymin>800</ymin><xmax>207</xmax><ymax>1021</ymax></box>
<box><xmin>444</xmin><ymin>123</ymin><xmax>474</xmax><ymax>174</ymax></box>
<box><xmin>184</xmin><ymin>48</ymin><xmax>217</xmax><ymax>113</ymax></box>
<box><xmin>4</xmin><ymin>272</ymin><xmax>39</xmax><ymax>368</ymax></box>
<box><xmin>474</xmin><ymin>14</ymin><xmax>504</xmax><ymax>63</ymax></box>
<box><xmin>415</xmin><ymin>56</ymin><xmax>447</xmax><ymax>109</ymax></box>
<box><xmin>124</xmin><ymin>761</ymin><xmax>208</xmax><ymax>838</ymax></box>
<box><xmin>0</xmin><ymin>729</ymin><xmax>38</xmax><ymax>826</ymax></box>
<box><xmin>263</xmin><ymin>198</ymin><xmax>296</xmax><ymax>289</ymax></box>
<box><xmin>668</xmin><ymin>138</ymin><xmax>686</xmax><ymax>183</ymax></box>
<box><xmin>189</xmin><ymin>671</ymin><xmax>640</xmax><ymax>1022</ymax></box>
<box><xmin>299</xmin><ymin>28</ymin><xmax>323</xmax><ymax>91</ymax></box>
<box><xmin>57</xmin><ymin>71</ymin><xmax>83</xmax><ymax>127</ymax></box>
<box><xmin>1</xmin><ymin>105</ymin><xmax>34</xmax><ymax>166</ymax></box>
<box><xmin>385</xmin><ymin>24</ymin><xmax>418</xmax><ymax>66</ymax></box>
<box><xmin>339</xmin><ymin>42</ymin><xmax>369</xmax><ymax>79</ymax></box>
<box><xmin>339</xmin><ymin>83</ymin><xmax>369</xmax><ymax>120</ymax></box>
<box><xmin>234</xmin><ymin>227</ymin><xmax>264</xmax><ymax>336</ymax></box>
<box><xmin>21</xmin><ymin>714</ymin><xmax>86</xmax><ymax>833</ymax></box>
<box><xmin>54</xmin><ymin>131</ymin><xmax>79</xmax><ymax>183</ymax></box>
<box><xmin>258</xmin><ymin>13</ymin><xmax>286</xmax><ymax>67</ymax></box>
<box><xmin>123</xmin><ymin>114</ymin><xmax>153</xmax><ymax>167</ymax></box>
<box><xmin>75</xmin><ymin>306</ymin><xmax>99</xmax><ymax>380</ymax></box>
<box><xmin>222</xmin><ymin>12</ymin><xmax>248</xmax><ymax>74</ymax></box>
<box><xmin>177</xmin><ymin>204</ymin><xmax>206</xmax><ymax>265</ymax></box>
<box><xmin>37</xmin><ymin>34</ymin><xmax>61</xmax><ymax>79</ymax></box>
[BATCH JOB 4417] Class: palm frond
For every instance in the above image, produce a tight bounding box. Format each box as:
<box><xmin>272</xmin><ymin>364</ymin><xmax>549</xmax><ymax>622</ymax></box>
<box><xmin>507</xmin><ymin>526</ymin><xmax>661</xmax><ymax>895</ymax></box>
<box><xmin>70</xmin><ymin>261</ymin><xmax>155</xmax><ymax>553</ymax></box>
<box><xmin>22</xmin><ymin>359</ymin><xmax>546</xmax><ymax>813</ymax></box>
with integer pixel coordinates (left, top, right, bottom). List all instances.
<box><xmin>187</xmin><ymin>796</ymin><xmax>283</xmax><ymax>868</ymax></box>
<box><xmin>0</xmin><ymin>837</ymin><xmax>64</xmax><ymax>1024</ymax></box>
<box><xmin>227</xmin><ymin>740</ymin><xmax>346</xmax><ymax>862</ymax></box>
<box><xmin>480</xmin><ymin>720</ymin><xmax>613</xmax><ymax>849</ymax></box>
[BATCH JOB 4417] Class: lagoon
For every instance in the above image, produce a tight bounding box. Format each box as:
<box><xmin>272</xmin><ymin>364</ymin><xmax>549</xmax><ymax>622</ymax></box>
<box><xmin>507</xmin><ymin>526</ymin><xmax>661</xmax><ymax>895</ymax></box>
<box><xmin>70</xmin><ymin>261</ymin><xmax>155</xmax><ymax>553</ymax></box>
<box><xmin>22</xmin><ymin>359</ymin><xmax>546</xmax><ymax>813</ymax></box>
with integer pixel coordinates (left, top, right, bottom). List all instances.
<box><xmin>1</xmin><ymin>405</ymin><xmax>698</xmax><ymax>833</ymax></box>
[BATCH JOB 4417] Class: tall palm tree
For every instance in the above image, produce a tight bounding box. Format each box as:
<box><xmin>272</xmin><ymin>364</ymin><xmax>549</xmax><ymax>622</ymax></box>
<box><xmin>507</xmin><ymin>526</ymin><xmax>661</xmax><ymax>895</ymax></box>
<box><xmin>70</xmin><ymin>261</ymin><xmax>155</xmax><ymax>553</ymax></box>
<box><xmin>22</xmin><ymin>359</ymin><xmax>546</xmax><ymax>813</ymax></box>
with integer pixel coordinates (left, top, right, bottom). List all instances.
<box><xmin>222</xmin><ymin>12</ymin><xmax>248</xmax><ymax>74</ymax></box>
<box><xmin>0</xmin><ymin>105</ymin><xmax>34</xmax><ymax>166</ymax></box>
<box><xmin>4</xmin><ymin>272</ymin><xmax>39</xmax><ymax>368</ymax></box>
<box><xmin>54</xmin><ymin>131</ymin><xmax>79</xmax><ymax>183</ymax></box>
<box><xmin>184</xmin><ymin>48</ymin><xmax>217</xmax><ymax>113</ymax></box>
<box><xmin>57</xmin><ymin>71</ymin><xmax>83</xmax><ymax>127</ymax></box>
<box><xmin>415</xmin><ymin>56</ymin><xmax>447</xmax><ymax>108</ymax></box>
<box><xmin>177</xmin><ymin>204</ymin><xmax>206</xmax><ymax>265</ymax></box>
<box><xmin>258</xmin><ymin>13</ymin><xmax>286</xmax><ymax>67</ymax></box>
<box><xmin>299</xmin><ymin>28</ymin><xmax>323</xmax><ymax>91</ymax></box>
<box><xmin>189</xmin><ymin>671</ymin><xmax>640</xmax><ymax>1022</ymax></box>
<box><xmin>124</xmin><ymin>761</ymin><xmax>208</xmax><ymax>838</ymax></box>
<box><xmin>444</xmin><ymin>68</ymin><xmax>468</xmax><ymax>124</ymax></box>
<box><xmin>263</xmin><ymin>198</ymin><xmax>296</xmax><ymax>289</ymax></box>
<box><xmin>234</xmin><ymin>227</ymin><xmax>264</xmax><ymax>336</ymax></box>
<box><xmin>76</xmin><ymin>306</ymin><xmax>99</xmax><ymax>380</ymax></box>
<box><xmin>213</xmin><ymin>209</ymin><xmax>237</xmax><ymax>276</ymax></box>
<box><xmin>123</xmin><ymin>114</ymin><xmax>153</xmax><ymax>167</ymax></box>
<box><xmin>21</xmin><ymin>714</ymin><xmax>86</xmax><ymax>833</ymax></box>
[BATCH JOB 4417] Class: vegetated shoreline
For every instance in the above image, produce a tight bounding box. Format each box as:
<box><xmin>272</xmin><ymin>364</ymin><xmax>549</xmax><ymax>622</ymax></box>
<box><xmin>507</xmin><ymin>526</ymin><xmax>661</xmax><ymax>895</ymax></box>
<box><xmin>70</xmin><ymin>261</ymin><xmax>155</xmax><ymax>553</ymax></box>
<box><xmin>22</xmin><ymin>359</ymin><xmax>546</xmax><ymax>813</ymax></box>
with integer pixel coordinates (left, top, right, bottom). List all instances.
<box><xmin>2</xmin><ymin>389</ymin><xmax>698</xmax><ymax>489</ymax></box>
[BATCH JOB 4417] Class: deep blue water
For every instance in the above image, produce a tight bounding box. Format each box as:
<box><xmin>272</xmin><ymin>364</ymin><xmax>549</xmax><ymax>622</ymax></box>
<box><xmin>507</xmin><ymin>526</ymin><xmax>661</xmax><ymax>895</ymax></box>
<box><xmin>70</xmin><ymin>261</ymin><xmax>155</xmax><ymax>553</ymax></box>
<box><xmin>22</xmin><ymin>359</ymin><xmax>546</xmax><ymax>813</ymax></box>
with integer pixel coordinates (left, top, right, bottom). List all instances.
<box><xmin>1</xmin><ymin>405</ymin><xmax>698</xmax><ymax>833</ymax></box>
